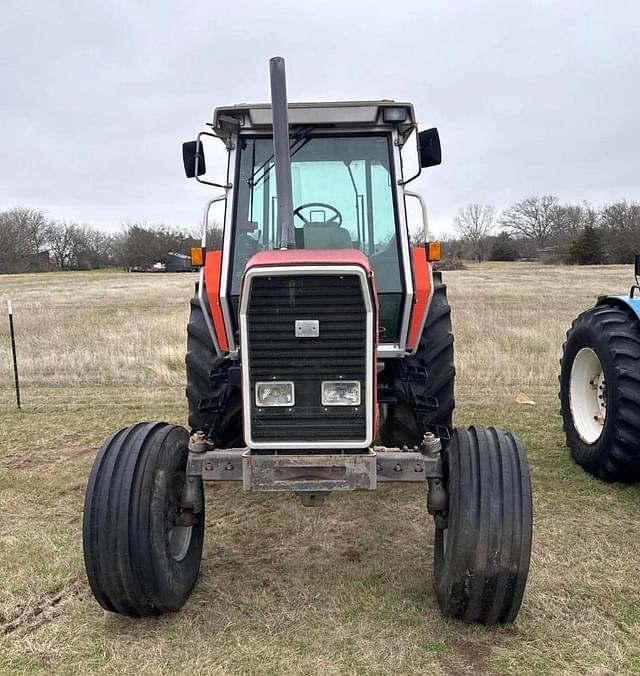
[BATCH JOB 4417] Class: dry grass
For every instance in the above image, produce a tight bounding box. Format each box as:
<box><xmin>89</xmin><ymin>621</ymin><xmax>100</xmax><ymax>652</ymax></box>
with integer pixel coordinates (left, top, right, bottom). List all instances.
<box><xmin>0</xmin><ymin>263</ymin><xmax>639</xmax><ymax>675</ymax></box>
<box><xmin>448</xmin><ymin>262</ymin><xmax>633</xmax><ymax>395</ymax></box>
<box><xmin>0</xmin><ymin>270</ymin><xmax>193</xmax><ymax>390</ymax></box>
<box><xmin>0</xmin><ymin>262</ymin><xmax>632</xmax><ymax>393</ymax></box>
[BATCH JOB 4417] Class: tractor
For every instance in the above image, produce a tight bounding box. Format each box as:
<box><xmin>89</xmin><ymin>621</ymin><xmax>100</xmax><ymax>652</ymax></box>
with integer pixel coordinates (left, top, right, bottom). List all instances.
<box><xmin>82</xmin><ymin>58</ymin><xmax>533</xmax><ymax>624</ymax></box>
<box><xmin>559</xmin><ymin>256</ymin><xmax>640</xmax><ymax>481</ymax></box>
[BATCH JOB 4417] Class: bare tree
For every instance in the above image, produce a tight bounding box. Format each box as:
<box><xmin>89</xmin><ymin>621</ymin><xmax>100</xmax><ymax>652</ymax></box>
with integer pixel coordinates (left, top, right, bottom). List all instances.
<box><xmin>20</xmin><ymin>208</ymin><xmax>49</xmax><ymax>253</ymax></box>
<box><xmin>46</xmin><ymin>220</ymin><xmax>121</xmax><ymax>269</ymax></box>
<box><xmin>553</xmin><ymin>201</ymin><xmax>599</xmax><ymax>239</ymax></box>
<box><xmin>599</xmin><ymin>200</ymin><xmax>640</xmax><ymax>263</ymax></box>
<box><xmin>453</xmin><ymin>203</ymin><xmax>496</xmax><ymax>261</ymax></box>
<box><xmin>117</xmin><ymin>222</ymin><xmax>202</xmax><ymax>270</ymax></box>
<box><xmin>76</xmin><ymin>226</ymin><xmax>118</xmax><ymax>269</ymax></box>
<box><xmin>500</xmin><ymin>195</ymin><xmax>560</xmax><ymax>248</ymax></box>
<box><xmin>0</xmin><ymin>207</ymin><xmax>49</xmax><ymax>272</ymax></box>
<box><xmin>0</xmin><ymin>212</ymin><xmax>21</xmax><ymax>272</ymax></box>
<box><xmin>47</xmin><ymin>221</ymin><xmax>80</xmax><ymax>268</ymax></box>
<box><xmin>206</xmin><ymin>219</ymin><xmax>223</xmax><ymax>250</ymax></box>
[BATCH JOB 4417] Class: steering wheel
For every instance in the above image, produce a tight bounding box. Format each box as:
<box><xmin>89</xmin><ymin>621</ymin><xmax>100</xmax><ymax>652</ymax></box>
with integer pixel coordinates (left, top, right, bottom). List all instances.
<box><xmin>293</xmin><ymin>202</ymin><xmax>343</xmax><ymax>227</ymax></box>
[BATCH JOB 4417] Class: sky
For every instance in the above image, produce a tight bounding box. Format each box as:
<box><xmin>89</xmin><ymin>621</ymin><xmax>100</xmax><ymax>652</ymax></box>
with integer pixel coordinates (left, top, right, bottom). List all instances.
<box><xmin>1</xmin><ymin>0</ymin><xmax>639</xmax><ymax>237</ymax></box>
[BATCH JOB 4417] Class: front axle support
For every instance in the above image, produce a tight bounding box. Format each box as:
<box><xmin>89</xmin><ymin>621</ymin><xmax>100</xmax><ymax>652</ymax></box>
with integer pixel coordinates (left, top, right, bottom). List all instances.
<box><xmin>421</xmin><ymin>432</ymin><xmax>448</xmax><ymax>528</ymax></box>
<box><xmin>185</xmin><ymin>433</ymin><xmax>449</xmax><ymax>513</ymax></box>
<box><xmin>186</xmin><ymin>444</ymin><xmax>435</xmax><ymax>488</ymax></box>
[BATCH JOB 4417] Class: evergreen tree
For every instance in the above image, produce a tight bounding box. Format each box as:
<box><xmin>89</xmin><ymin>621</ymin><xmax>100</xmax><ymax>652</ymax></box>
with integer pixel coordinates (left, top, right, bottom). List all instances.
<box><xmin>489</xmin><ymin>233</ymin><xmax>519</xmax><ymax>261</ymax></box>
<box><xmin>568</xmin><ymin>226</ymin><xmax>604</xmax><ymax>265</ymax></box>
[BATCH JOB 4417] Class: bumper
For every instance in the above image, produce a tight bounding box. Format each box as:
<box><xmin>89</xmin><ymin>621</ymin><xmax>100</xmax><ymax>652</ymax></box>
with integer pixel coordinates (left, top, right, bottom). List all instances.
<box><xmin>187</xmin><ymin>447</ymin><xmax>429</xmax><ymax>492</ymax></box>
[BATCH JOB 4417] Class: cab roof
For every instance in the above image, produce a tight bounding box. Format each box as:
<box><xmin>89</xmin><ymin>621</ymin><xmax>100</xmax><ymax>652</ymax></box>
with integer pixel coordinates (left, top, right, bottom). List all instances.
<box><xmin>211</xmin><ymin>100</ymin><xmax>417</xmax><ymax>146</ymax></box>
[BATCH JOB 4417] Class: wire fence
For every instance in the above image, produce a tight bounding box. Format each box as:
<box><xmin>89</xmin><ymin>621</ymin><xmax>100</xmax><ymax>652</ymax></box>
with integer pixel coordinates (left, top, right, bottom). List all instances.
<box><xmin>0</xmin><ymin>300</ymin><xmax>193</xmax><ymax>409</ymax></box>
<box><xmin>0</xmin><ymin>307</ymin><xmax>562</xmax><ymax>418</ymax></box>
<box><xmin>0</xmin><ymin>287</ymin><xmax>577</xmax><ymax>414</ymax></box>
<box><xmin>6</xmin><ymin>303</ymin><xmax>186</xmax><ymax>309</ymax></box>
<box><xmin>2</xmin><ymin>262</ymin><xmax>634</xmax><ymax>416</ymax></box>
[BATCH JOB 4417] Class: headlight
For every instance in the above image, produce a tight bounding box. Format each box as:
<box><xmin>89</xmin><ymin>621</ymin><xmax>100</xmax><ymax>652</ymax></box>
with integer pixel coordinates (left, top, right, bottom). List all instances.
<box><xmin>255</xmin><ymin>381</ymin><xmax>295</xmax><ymax>407</ymax></box>
<box><xmin>322</xmin><ymin>381</ymin><xmax>361</xmax><ymax>406</ymax></box>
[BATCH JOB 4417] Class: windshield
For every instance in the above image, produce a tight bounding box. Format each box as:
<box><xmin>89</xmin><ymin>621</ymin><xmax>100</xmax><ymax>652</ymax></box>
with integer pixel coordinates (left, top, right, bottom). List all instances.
<box><xmin>230</xmin><ymin>133</ymin><xmax>404</xmax><ymax>341</ymax></box>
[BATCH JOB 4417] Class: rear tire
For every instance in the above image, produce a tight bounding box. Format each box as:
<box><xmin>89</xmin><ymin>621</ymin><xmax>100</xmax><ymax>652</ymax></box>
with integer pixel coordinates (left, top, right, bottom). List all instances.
<box><xmin>434</xmin><ymin>426</ymin><xmax>533</xmax><ymax>624</ymax></box>
<box><xmin>381</xmin><ymin>271</ymin><xmax>455</xmax><ymax>446</ymax></box>
<box><xmin>559</xmin><ymin>303</ymin><xmax>640</xmax><ymax>481</ymax></box>
<box><xmin>186</xmin><ymin>292</ymin><xmax>242</xmax><ymax>445</ymax></box>
<box><xmin>83</xmin><ymin>422</ymin><xmax>204</xmax><ymax>617</ymax></box>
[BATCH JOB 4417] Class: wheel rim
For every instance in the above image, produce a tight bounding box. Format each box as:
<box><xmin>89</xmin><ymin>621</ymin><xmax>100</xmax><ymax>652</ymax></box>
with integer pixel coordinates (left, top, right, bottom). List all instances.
<box><xmin>167</xmin><ymin>471</ymin><xmax>193</xmax><ymax>562</ymax></box>
<box><xmin>434</xmin><ymin>450</ymin><xmax>449</xmax><ymax>567</ymax></box>
<box><xmin>168</xmin><ymin>523</ymin><xmax>192</xmax><ymax>562</ymax></box>
<box><xmin>569</xmin><ymin>347</ymin><xmax>607</xmax><ymax>444</ymax></box>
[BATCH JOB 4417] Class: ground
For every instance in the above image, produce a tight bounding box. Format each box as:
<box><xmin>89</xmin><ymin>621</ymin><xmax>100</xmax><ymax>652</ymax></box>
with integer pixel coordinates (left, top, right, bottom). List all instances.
<box><xmin>0</xmin><ymin>263</ymin><xmax>639</xmax><ymax>675</ymax></box>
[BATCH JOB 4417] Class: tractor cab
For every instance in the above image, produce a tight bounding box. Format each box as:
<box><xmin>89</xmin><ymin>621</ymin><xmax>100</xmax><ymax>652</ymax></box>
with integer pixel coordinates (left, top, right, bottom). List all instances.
<box><xmin>186</xmin><ymin>99</ymin><xmax>442</xmax><ymax>357</ymax></box>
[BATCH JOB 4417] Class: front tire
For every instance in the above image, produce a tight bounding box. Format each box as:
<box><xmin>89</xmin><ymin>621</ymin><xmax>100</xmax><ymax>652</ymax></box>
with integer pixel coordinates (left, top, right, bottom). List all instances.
<box><xmin>83</xmin><ymin>422</ymin><xmax>204</xmax><ymax>617</ymax></box>
<box><xmin>559</xmin><ymin>303</ymin><xmax>640</xmax><ymax>482</ymax></box>
<box><xmin>434</xmin><ymin>426</ymin><xmax>533</xmax><ymax>624</ymax></box>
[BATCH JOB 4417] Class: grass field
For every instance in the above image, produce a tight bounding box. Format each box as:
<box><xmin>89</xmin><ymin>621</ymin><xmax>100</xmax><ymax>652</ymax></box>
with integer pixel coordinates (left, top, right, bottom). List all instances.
<box><xmin>0</xmin><ymin>263</ymin><xmax>639</xmax><ymax>675</ymax></box>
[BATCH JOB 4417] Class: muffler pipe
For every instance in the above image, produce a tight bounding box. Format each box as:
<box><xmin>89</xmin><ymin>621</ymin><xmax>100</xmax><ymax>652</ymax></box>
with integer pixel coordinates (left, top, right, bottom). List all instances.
<box><xmin>269</xmin><ymin>56</ymin><xmax>296</xmax><ymax>249</ymax></box>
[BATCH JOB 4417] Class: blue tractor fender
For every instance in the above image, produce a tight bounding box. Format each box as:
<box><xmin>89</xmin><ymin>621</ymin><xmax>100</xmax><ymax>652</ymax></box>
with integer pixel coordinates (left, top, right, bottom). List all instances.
<box><xmin>596</xmin><ymin>293</ymin><xmax>640</xmax><ymax>321</ymax></box>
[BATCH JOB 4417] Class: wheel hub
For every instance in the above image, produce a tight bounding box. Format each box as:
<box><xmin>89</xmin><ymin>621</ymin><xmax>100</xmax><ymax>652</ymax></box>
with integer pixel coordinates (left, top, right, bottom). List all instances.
<box><xmin>569</xmin><ymin>347</ymin><xmax>607</xmax><ymax>444</ymax></box>
<box><xmin>167</xmin><ymin>471</ymin><xmax>193</xmax><ymax>562</ymax></box>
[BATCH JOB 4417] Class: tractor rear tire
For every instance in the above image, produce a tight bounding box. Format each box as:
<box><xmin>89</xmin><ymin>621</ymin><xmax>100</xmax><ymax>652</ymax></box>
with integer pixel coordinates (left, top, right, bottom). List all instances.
<box><xmin>186</xmin><ymin>292</ymin><xmax>242</xmax><ymax>445</ymax></box>
<box><xmin>434</xmin><ymin>426</ymin><xmax>533</xmax><ymax>624</ymax></box>
<box><xmin>83</xmin><ymin>422</ymin><xmax>204</xmax><ymax>617</ymax></box>
<box><xmin>381</xmin><ymin>271</ymin><xmax>455</xmax><ymax>446</ymax></box>
<box><xmin>559</xmin><ymin>303</ymin><xmax>640</xmax><ymax>482</ymax></box>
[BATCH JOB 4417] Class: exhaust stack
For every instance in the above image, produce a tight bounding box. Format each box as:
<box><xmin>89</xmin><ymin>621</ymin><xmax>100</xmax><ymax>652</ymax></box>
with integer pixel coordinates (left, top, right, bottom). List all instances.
<box><xmin>269</xmin><ymin>56</ymin><xmax>295</xmax><ymax>249</ymax></box>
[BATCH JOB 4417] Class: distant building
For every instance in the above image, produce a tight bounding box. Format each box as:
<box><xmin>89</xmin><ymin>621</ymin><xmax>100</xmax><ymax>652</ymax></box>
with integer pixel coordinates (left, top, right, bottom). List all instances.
<box><xmin>128</xmin><ymin>251</ymin><xmax>195</xmax><ymax>273</ymax></box>
<box><xmin>165</xmin><ymin>252</ymin><xmax>194</xmax><ymax>272</ymax></box>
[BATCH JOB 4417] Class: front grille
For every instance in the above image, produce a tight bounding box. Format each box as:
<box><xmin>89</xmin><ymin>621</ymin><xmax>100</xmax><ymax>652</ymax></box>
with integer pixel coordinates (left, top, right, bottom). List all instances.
<box><xmin>245</xmin><ymin>273</ymin><xmax>368</xmax><ymax>445</ymax></box>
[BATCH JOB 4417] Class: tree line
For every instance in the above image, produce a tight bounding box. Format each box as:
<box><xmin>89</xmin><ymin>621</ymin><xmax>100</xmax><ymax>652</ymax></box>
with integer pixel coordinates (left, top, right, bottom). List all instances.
<box><xmin>2</xmin><ymin>197</ymin><xmax>639</xmax><ymax>274</ymax></box>
<box><xmin>449</xmin><ymin>197</ymin><xmax>640</xmax><ymax>264</ymax></box>
<box><xmin>0</xmin><ymin>207</ymin><xmax>223</xmax><ymax>273</ymax></box>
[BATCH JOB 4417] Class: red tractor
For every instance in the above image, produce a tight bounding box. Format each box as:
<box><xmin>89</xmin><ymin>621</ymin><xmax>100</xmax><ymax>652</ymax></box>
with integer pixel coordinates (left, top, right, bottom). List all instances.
<box><xmin>83</xmin><ymin>58</ymin><xmax>533</xmax><ymax>624</ymax></box>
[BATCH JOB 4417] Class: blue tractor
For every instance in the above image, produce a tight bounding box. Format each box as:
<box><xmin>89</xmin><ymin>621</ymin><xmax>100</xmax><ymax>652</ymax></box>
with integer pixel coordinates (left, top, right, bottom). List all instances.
<box><xmin>559</xmin><ymin>256</ymin><xmax>640</xmax><ymax>481</ymax></box>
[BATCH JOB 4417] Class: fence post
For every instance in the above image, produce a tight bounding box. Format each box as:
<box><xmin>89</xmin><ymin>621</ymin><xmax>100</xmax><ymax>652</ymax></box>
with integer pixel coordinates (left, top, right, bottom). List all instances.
<box><xmin>7</xmin><ymin>300</ymin><xmax>21</xmax><ymax>409</ymax></box>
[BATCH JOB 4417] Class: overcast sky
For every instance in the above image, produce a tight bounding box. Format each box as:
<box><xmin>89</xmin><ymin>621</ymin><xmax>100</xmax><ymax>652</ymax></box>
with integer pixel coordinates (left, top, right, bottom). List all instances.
<box><xmin>1</xmin><ymin>1</ymin><xmax>639</xmax><ymax>236</ymax></box>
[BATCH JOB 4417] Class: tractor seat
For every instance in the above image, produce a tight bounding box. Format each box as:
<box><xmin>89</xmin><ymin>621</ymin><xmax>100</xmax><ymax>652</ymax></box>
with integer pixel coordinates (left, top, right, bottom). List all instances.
<box><xmin>296</xmin><ymin>223</ymin><xmax>353</xmax><ymax>249</ymax></box>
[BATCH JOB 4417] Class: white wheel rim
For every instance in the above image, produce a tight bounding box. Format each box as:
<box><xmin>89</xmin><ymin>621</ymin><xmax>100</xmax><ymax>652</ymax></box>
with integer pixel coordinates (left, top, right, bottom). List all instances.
<box><xmin>169</xmin><ymin>525</ymin><xmax>193</xmax><ymax>562</ymax></box>
<box><xmin>569</xmin><ymin>347</ymin><xmax>607</xmax><ymax>444</ymax></box>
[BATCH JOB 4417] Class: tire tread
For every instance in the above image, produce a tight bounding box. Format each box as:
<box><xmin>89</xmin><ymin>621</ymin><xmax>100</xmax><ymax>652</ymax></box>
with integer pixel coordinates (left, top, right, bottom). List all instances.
<box><xmin>83</xmin><ymin>422</ymin><xmax>204</xmax><ymax>617</ymax></box>
<box><xmin>559</xmin><ymin>303</ymin><xmax>640</xmax><ymax>481</ymax></box>
<box><xmin>381</xmin><ymin>271</ymin><xmax>455</xmax><ymax>446</ymax></box>
<box><xmin>434</xmin><ymin>425</ymin><xmax>533</xmax><ymax>624</ymax></box>
<box><xmin>186</xmin><ymin>294</ymin><xmax>242</xmax><ymax>445</ymax></box>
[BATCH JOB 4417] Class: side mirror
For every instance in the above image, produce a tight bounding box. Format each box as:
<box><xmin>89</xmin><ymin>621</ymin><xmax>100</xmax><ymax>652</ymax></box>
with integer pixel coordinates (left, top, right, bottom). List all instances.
<box><xmin>418</xmin><ymin>128</ymin><xmax>442</xmax><ymax>168</ymax></box>
<box><xmin>182</xmin><ymin>140</ymin><xmax>206</xmax><ymax>178</ymax></box>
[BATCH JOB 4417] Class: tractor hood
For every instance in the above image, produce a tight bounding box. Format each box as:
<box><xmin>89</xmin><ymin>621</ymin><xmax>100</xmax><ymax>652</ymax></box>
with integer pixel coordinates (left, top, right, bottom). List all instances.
<box><xmin>244</xmin><ymin>248</ymin><xmax>374</xmax><ymax>274</ymax></box>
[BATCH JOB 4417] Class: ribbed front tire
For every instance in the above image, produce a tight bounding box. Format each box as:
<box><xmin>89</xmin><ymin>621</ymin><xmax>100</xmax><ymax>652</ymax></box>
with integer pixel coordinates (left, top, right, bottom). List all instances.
<box><xmin>434</xmin><ymin>426</ymin><xmax>533</xmax><ymax>624</ymax></box>
<box><xmin>83</xmin><ymin>422</ymin><xmax>204</xmax><ymax>616</ymax></box>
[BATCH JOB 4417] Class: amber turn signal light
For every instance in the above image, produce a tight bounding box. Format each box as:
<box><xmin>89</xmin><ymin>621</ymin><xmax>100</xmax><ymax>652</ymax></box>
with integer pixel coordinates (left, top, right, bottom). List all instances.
<box><xmin>427</xmin><ymin>241</ymin><xmax>441</xmax><ymax>262</ymax></box>
<box><xmin>190</xmin><ymin>247</ymin><xmax>206</xmax><ymax>267</ymax></box>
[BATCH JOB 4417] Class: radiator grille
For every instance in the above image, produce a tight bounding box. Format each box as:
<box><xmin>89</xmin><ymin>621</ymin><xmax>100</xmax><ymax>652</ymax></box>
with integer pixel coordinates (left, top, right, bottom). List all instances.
<box><xmin>245</xmin><ymin>274</ymin><xmax>368</xmax><ymax>444</ymax></box>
